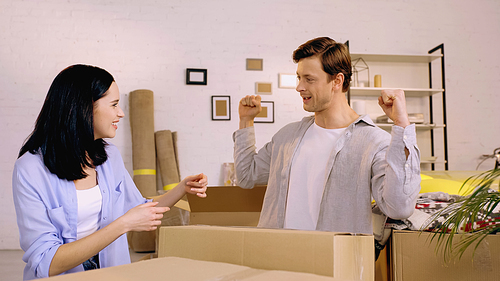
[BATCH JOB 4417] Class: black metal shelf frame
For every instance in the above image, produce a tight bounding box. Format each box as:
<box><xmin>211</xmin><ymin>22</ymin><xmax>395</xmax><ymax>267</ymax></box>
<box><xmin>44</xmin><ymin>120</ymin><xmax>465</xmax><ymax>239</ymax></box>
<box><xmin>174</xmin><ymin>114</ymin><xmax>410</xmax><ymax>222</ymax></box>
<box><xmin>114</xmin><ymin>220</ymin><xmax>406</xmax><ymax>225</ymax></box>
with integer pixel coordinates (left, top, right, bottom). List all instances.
<box><xmin>428</xmin><ymin>44</ymin><xmax>448</xmax><ymax>170</ymax></box>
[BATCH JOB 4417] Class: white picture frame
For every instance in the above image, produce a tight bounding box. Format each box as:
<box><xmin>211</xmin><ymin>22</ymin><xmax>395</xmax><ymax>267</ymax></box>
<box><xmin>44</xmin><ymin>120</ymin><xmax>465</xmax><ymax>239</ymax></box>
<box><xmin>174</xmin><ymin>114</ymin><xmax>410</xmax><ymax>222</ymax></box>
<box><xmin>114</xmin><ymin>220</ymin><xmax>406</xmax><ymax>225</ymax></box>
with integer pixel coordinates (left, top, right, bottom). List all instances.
<box><xmin>211</xmin><ymin>96</ymin><xmax>230</xmax><ymax>121</ymax></box>
<box><xmin>278</xmin><ymin>73</ymin><xmax>297</xmax><ymax>89</ymax></box>
<box><xmin>254</xmin><ymin>101</ymin><xmax>274</xmax><ymax>123</ymax></box>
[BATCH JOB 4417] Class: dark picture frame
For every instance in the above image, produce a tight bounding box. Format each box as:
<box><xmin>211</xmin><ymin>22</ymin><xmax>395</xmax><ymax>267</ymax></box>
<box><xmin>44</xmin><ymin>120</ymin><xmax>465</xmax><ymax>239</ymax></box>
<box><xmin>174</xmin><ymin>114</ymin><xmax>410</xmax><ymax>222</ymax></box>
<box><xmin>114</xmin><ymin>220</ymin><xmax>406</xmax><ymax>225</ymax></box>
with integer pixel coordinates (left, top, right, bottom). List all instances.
<box><xmin>186</xmin><ymin>68</ymin><xmax>207</xmax><ymax>85</ymax></box>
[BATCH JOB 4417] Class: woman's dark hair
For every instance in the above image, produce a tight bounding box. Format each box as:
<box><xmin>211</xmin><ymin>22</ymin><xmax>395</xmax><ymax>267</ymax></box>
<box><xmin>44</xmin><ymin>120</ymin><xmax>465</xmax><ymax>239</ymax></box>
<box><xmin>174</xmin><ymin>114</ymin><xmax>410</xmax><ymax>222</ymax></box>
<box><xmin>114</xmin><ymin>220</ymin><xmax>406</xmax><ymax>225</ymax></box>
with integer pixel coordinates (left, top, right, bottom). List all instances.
<box><xmin>293</xmin><ymin>37</ymin><xmax>352</xmax><ymax>92</ymax></box>
<box><xmin>19</xmin><ymin>64</ymin><xmax>115</xmax><ymax>181</ymax></box>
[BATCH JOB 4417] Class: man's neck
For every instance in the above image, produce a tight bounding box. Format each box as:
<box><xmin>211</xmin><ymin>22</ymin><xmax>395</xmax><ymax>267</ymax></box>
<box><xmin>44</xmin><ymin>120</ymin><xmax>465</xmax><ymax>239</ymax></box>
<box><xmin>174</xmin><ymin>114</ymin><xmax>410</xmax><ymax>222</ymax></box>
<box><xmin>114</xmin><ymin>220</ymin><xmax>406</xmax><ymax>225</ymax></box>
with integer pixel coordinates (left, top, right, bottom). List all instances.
<box><xmin>314</xmin><ymin>93</ymin><xmax>359</xmax><ymax>129</ymax></box>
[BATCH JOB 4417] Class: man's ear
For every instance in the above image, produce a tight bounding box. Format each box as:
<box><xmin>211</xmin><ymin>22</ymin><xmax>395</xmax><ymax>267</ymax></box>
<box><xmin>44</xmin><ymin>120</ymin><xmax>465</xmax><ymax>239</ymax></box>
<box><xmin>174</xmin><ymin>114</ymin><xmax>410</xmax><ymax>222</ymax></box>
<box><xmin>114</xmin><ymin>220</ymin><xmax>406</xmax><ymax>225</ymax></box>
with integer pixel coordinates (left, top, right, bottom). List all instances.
<box><xmin>331</xmin><ymin>73</ymin><xmax>344</xmax><ymax>91</ymax></box>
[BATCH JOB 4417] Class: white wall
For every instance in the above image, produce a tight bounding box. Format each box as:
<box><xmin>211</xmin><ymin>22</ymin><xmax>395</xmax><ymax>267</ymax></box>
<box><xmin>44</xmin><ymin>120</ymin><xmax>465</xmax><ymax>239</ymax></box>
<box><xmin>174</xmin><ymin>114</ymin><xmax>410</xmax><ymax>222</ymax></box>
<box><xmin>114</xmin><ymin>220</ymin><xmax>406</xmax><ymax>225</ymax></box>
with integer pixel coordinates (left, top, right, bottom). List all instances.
<box><xmin>1</xmin><ymin>0</ymin><xmax>499</xmax><ymax>249</ymax></box>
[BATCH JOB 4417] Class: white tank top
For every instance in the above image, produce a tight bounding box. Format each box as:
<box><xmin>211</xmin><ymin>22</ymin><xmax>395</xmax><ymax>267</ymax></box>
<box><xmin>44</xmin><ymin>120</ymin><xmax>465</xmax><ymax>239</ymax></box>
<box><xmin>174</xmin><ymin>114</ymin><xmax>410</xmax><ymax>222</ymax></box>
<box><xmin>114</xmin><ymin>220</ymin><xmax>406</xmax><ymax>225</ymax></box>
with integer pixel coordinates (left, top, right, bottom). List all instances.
<box><xmin>76</xmin><ymin>184</ymin><xmax>102</xmax><ymax>240</ymax></box>
<box><xmin>284</xmin><ymin>123</ymin><xmax>346</xmax><ymax>230</ymax></box>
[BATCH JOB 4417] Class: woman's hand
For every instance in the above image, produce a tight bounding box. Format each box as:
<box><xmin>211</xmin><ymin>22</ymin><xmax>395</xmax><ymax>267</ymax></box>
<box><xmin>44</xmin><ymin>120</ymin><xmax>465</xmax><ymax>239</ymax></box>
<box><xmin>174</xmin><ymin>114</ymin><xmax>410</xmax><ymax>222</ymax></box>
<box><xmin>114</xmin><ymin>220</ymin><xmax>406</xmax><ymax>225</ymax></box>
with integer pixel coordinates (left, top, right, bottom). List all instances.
<box><xmin>119</xmin><ymin>201</ymin><xmax>170</xmax><ymax>232</ymax></box>
<box><xmin>181</xmin><ymin>173</ymin><xmax>208</xmax><ymax>198</ymax></box>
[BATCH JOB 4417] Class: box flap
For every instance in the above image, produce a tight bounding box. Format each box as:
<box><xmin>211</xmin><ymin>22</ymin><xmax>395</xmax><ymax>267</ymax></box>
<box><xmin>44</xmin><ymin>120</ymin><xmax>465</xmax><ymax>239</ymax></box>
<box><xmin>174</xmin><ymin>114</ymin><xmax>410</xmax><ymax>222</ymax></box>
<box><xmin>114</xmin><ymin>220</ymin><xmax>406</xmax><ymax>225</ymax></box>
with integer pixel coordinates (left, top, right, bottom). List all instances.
<box><xmin>173</xmin><ymin>198</ymin><xmax>190</xmax><ymax>212</ymax></box>
<box><xmin>187</xmin><ymin>185</ymin><xmax>266</xmax><ymax>212</ymax></box>
<box><xmin>40</xmin><ymin>256</ymin><xmax>343</xmax><ymax>280</ymax></box>
<box><xmin>189</xmin><ymin>212</ymin><xmax>260</xmax><ymax>227</ymax></box>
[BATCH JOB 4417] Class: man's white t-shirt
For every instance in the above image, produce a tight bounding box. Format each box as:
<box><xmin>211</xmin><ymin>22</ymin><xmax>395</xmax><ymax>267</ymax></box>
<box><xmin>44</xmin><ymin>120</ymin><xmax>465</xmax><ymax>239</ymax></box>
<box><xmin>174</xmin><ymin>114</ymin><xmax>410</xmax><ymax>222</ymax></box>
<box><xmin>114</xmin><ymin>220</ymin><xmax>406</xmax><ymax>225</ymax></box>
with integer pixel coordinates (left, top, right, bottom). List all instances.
<box><xmin>284</xmin><ymin>122</ymin><xmax>346</xmax><ymax>230</ymax></box>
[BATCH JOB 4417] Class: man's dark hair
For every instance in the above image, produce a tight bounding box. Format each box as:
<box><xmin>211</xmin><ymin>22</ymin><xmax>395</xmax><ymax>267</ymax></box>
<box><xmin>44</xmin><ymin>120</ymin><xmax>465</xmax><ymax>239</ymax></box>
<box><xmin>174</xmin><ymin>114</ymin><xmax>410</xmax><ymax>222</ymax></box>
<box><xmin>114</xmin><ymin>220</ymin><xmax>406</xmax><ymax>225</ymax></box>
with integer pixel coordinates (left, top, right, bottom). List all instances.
<box><xmin>19</xmin><ymin>64</ymin><xmax>115</xmax><ymax>181</ymax></box>
<box><xmin>293</xmin><ymin>37</ymin><xmax>352</xmax><ymax>92</ymax></box>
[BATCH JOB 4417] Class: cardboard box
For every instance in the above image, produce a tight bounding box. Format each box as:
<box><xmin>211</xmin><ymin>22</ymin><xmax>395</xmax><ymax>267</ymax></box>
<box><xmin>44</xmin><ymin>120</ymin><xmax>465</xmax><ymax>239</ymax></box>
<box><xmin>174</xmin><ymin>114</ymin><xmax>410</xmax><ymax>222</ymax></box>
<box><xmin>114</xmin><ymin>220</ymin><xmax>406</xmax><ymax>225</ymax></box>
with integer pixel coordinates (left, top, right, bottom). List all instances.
<box><xmin>128</xmin><ymin>204</ymin><xmax>190</xmax><ymax>253</ymax></box>
<box><xmin>391</xmin><ymin>230</ymin><xmax>500</xmax><ymax>281</ymax></box>
<box><xmin>129</xmin><ymin>185</ymin><xmax>265</xmax><ymax>253</ymax></box>
<box><xmin>158</xmin><ymin>225</ymin><xmax>374</xmax><ymax>281</ymax></box>
<box><xmin>185</xmin><ymin>185</ymin><xmax>266</xmax><ymax>226</ymax></box>
<box><xmin>41</xmin><ymin>256</ymin><xmax>347</xmax><ymax>280</ymax></box>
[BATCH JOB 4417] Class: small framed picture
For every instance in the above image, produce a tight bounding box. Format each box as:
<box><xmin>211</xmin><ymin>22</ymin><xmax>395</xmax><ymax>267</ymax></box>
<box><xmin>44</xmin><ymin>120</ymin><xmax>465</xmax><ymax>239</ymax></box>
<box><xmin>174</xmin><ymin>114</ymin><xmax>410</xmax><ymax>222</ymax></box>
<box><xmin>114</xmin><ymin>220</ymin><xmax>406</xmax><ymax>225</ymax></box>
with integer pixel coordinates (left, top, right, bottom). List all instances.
<box><xmin>255</xmin><ymin>82</ymin><xmax>272</xmax><ymax>95</ymax></box>
<box><xmin>246</xmin><ymin>58</ymin><xmax>263</xmax><ymax>71</ymax></box>
<box><xmin>278</xmin><ymin>73</ymin><xmax>297</xmax><ymax>89</ymax></box>
<box><xmin>211</xmin><ymin>96</ymin><xmax>231</xmax><ymax>121</ymax></box>
<box><xmin>186</xmin><ymin>68</ymin><xmax>207</xmax><ymax>85</ymax></box>
<box><xmin>255</xmin><ymin>101</ymin><xmax>274</xmax><ymax>123</ymax></box>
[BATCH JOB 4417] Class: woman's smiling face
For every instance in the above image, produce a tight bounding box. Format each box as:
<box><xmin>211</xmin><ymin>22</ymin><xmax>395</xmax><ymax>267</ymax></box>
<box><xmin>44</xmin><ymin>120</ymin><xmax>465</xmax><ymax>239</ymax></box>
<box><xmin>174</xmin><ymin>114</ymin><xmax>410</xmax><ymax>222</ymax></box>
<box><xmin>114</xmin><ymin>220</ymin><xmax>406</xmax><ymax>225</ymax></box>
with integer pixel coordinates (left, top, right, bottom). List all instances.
<box><xmin>93</xmin><ymin>82</ymin><xmax>124</xmax><ymax>140</ymax></box>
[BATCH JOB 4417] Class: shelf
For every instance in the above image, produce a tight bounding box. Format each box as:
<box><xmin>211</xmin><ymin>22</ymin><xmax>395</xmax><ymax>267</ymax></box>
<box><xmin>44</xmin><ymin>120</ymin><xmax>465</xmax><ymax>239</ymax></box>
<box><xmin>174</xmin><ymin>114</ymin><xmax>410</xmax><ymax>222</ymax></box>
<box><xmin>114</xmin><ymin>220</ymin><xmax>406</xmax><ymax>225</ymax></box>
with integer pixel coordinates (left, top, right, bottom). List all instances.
<box><xmin>350</xmin><ymin>53</ymin><xmax>442</xmax><ymax>63</ymax></box>
<box><xmin>348</xmin><ymin>43</ymin><xmax>447</xmax><ymax>170</ymax></box>
<box><xmin>421</xmin><ymin>157</ymin><xmax>438</xmax><ymax>164</ymax></box>
<box><xmin>376</xmin><ymin>123</ymin><xmax>445</xmax><ymax>130</ymax></box>
<box><xmin>350</xmin><ymin>87</ymin><xmax>443</xmax><ymax>97</ymax></box>
<box><xmin>421</xmin><ymin>157</ymin><xmax>448</xmax><ymax>165</ymax></box>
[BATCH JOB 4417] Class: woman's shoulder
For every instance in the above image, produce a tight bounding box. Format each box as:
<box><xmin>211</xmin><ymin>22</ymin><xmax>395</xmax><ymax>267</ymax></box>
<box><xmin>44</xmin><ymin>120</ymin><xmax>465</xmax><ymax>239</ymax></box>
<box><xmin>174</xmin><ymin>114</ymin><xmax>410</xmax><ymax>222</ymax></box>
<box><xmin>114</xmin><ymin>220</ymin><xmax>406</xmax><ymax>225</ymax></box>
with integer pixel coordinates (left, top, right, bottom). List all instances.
<box><xmin>102</xmin><ymin>142</ymin><xmax>126</xmax><ymax>169</ymax></box>
<box><xmin>15</xmin><ymin>150</ymin><xmax>45</xmax><ymax>172</ymax></box>
<box><xmin>104</xmin><ymin>142</ymin><xmax>121</xmax><ymax>157</ymax></box>
<box><xmin>13</xmin><ymin>151</ymin><xmax>53</xmax><ymax>185</ymax></box>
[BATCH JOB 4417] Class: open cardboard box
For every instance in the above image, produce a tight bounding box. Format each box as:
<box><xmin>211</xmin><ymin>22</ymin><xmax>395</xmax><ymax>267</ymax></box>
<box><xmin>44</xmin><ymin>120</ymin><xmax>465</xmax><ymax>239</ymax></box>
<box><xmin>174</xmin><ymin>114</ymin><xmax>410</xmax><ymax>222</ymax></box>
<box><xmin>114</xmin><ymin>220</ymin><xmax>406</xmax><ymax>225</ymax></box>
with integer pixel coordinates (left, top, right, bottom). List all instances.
<box><xmin>158</xmin><ymin>225</ymin><xmax>375</xmax><ymax>281</ymax></box>
<box><xmin>390</xmin><ymin>230</ymin><xmax>500</xmax><ymax>281</ymax></box>
<box><xmin>184</xmin><ymin>185</ymin><xmax>267</xmax><ymax>226</ymax></box>
<box><xmin>41</xmin><ymin>256</ymin><xmax>347</xmax><ymax>281</ymax></box>
<box><xmin>130</xmin><ymin>184</ymin><xmax>260</xmax><ymax>253</ymax></box>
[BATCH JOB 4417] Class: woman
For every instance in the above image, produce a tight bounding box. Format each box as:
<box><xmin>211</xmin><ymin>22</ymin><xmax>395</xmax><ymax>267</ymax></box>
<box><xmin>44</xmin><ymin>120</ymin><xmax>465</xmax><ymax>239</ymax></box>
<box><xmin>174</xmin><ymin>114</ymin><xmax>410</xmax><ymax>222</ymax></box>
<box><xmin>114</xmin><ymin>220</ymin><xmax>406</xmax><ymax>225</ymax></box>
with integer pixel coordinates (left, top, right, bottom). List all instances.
<box><xmin>12</xmin><ymin>64</ymin><xmax>208</xmax><ymax>280</ymax></box>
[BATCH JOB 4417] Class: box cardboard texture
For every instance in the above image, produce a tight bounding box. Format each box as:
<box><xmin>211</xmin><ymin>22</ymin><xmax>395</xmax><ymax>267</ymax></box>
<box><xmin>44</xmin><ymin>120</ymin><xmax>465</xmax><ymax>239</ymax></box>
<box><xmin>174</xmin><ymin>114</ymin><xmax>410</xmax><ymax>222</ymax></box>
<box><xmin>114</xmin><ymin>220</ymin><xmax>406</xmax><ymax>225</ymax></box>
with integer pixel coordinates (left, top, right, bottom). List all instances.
<box><xmin>40</xmin><ymin>257</ymin><xmax>347</xmax><ymax>281</ymax></box>
<box><xmin>391</xmin><ymin>230</ymin><xmax>500</xmax><ymax>281</ymax></box>
<box><xmin>158</xmin><ymin>225</ymin><xmax>375</xmax><ymax>281</ymax></box>
<box><xmin>185</xmin><ymin>185</ymin><xmax>266</xmax><ymax>226</ymax></box>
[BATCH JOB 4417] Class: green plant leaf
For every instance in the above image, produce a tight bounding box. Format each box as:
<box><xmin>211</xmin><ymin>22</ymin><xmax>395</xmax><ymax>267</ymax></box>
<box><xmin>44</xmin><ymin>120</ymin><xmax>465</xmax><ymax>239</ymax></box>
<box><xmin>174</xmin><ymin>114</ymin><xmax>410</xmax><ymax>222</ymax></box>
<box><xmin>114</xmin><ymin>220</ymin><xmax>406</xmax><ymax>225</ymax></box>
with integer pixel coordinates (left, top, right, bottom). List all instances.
<box><xmin>422</xmin><ymin>168</ymin><xmax>500</xmax><ymax>263</ymax></box>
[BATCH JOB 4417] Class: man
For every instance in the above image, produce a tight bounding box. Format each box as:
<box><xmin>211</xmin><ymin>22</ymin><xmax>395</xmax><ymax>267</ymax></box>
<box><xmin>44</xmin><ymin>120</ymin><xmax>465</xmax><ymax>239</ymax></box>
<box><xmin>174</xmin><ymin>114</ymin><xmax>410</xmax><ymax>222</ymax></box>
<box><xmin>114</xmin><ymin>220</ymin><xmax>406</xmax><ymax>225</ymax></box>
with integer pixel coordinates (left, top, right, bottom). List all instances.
<box><xmin>233</xmin><ymin>37</ymin><xmax>420</xmax><ymax>235</ymax></box>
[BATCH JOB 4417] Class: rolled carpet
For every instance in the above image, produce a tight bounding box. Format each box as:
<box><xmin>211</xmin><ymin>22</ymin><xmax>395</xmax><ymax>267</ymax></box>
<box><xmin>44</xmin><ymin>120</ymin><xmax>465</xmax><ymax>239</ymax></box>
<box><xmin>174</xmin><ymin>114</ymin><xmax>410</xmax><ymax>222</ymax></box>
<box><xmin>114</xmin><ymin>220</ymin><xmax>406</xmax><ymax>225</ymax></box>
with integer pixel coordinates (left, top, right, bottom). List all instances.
<box><xmin>155</xmin><ymin>130</ymin><xmax>180</xmax><ymax>189</ymax></box>
<box><xmin>128</xmin><ymin>89</ymin><xmax>157</xmax><ymax>253</ymax></box>
<box><xmin>129</xmin><ymin>89</ymin><xmax>157</xmax><ymax>198</ymax></box>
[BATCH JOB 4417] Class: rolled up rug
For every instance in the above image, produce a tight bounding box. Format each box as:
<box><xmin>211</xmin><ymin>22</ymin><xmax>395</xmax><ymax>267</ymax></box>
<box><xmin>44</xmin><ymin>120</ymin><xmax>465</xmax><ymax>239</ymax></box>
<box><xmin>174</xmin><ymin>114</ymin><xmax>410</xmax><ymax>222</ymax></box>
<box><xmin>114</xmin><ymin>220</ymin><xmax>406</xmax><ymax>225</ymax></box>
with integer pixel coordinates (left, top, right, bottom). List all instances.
<box><xmin>129</xmin><ymin>89</ymin><xmax>156</xmax><ymax>197</ymax></box>
<box><xmin>155</xmin><ymin>130</ymin><xmax>180</xmax><ymax>188</ymax></box>
<box><xmin>128</xmin><ymin>89</ymin><xmax>157</xmax><ymax>253</ymax></box>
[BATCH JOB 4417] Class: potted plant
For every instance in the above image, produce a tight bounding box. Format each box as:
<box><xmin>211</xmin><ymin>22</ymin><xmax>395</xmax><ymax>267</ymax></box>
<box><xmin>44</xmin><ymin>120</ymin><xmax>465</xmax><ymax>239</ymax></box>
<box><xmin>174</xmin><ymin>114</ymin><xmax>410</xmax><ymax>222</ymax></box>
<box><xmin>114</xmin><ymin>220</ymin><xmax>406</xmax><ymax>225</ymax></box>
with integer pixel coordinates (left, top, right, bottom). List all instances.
<box><xmin>425</xmin><ymin>168</ymin><xmax>500</xmax><ymax>262</ymax></box>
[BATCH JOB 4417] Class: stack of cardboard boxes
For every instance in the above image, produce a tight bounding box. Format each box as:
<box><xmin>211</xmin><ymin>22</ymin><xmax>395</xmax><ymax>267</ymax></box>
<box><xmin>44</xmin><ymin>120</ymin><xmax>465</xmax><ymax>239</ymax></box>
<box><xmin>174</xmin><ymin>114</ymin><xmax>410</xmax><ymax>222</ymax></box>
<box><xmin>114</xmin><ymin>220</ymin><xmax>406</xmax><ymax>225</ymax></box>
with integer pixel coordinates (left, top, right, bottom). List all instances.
<box><xmin>42</xmin><ymin>186</ymin><xmax>375</xmax><ymax>280</ymax></box>
<box><xmin>152</xmin><ymin>186</ymin><xmax>375</xmax><ymax>280</ymax></box>
<box><xmin>41</xmin><ymin>185</ymin><xmax>500</xmax><ymax>280</ymax></box>
<box><xmin>161</xmin><ymin>185</ymin><xmax>500</xmax><ymax>281</ymax></box>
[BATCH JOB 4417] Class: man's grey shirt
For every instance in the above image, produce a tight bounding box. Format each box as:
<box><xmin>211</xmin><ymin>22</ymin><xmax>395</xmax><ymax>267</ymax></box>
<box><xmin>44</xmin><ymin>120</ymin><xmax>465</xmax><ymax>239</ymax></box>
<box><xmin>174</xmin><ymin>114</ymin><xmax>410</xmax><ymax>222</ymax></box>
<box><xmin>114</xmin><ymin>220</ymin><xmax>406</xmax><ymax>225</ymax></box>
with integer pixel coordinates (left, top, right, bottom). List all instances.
<box><xmin>233</xmin><ymin>115</ymin><xmax>421</xmax><ymax>234</ymax></box>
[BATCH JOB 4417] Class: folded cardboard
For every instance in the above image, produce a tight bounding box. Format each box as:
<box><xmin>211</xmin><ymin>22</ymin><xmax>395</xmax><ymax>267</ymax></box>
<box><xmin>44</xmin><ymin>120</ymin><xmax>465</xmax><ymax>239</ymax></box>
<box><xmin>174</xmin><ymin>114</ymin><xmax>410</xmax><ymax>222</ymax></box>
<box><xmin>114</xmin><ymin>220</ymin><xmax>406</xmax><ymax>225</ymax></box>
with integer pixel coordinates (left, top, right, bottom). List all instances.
<box><xmin>185</xmin><ymin>185</ymin><xmax>266</xmax><ymax>226</ymax></box>
<box><xmin>40</xmin><ymin>257</ymin><xmax>349</xmax><ymax>281</ymax></box>
<box><xmin>158</xmin><ymin>225</ymin><xmax>374</xmax><ymax>281</ymax></box>
<box><xmin>391</xmin><ymin>230</ymin><xmax>500</xmax><ymax>281</ymax></box>
<box><xmin>375</xmin><ymin>245</ymin><xmax>389</xmax><ymax>281</ymax></box>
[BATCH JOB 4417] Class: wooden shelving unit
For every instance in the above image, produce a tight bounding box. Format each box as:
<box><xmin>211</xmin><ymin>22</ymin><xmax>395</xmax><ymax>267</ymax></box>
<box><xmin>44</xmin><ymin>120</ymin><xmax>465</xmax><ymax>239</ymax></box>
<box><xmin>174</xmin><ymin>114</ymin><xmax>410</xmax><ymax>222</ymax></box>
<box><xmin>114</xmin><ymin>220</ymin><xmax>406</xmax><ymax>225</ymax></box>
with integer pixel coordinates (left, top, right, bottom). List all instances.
<box><xmin>347</xmin><ymin>44</ymin><xmax>448</xmax><ymax>170</ymax></box>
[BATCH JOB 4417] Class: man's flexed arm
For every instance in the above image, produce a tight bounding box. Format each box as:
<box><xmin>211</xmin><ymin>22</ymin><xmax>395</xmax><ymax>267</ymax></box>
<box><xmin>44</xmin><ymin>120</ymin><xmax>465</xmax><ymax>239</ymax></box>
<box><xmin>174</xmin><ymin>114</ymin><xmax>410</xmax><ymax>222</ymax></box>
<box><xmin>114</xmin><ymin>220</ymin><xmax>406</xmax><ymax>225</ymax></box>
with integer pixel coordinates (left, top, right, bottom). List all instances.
<box><xmin>378</xmin><ymin>89</ymin><xmax>411</xmax><ymax>158</ymax></box>
<box><xmin>239</xmin><ymin>95</ymin><xmax>262</xmax><ymax>129</ymax></box>
<box><xmin>378</xmin><ymin>89</ymin><xmax>410</xmax><ymax>128</ymax></box>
